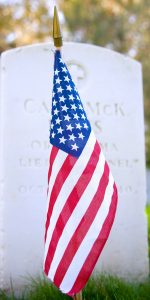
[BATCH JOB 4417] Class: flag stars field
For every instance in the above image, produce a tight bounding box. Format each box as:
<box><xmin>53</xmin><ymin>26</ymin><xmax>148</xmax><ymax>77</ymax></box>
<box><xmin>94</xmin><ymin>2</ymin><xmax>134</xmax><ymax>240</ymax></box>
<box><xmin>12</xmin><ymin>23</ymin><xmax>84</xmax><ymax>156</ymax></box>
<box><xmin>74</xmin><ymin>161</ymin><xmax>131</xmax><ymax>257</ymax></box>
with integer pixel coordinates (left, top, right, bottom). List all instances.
<box><xmin>53</xmin><ymin>99</ymin><xmax>57</xmax><ymax>106</ymax></box>
<box><xmin>56</xmin><ymin>117</ymin><xmax>61</xmax><ymax>125</ymax></box>
<box><xmin>76</xmin><ymin>123</ymin><xmax>82</xmax><ymax>130</ymax></box>
<box><xmin>59</xmin><ymin>95</ymin><xmax>66</xmax><ymax>102</ymax></box>
<box><xmin>55</xmin><ymin>78</ymin><xmax>62</xmax><ymax>84</ymax></box>
<box><xmin>62</xmin><ymin>66</ymin><xmax>68</xmax><ymax>73</ymax></box>
<box><xmin>71</xmin><ymin>104</ymin><xmax>77</xmax><ymax>110</ymax></box>
<box><xmin>50</xmin><ymin>52</ymin><xmax>91</xmax><ymax>157</ymax></box>
<box><xmin>71</xmin><ymin>143</ymin><xmax>79</xmax><ymax>151</ymax></box>
<box><xmin>59</xmin><ymin>58</ymin><xmax>63</xmax><ymax>63</ymax></box>
<box><xmin>66</xmin><ymin>85</ymin><xmax>72</xmax><ymax>92</ymax></box>
<box><xmin>51</xmin><ymin>132</ymin><xmax>55</xmax><ymax>138</ymax></box>
<box><xmin>66</xmin><ymin>124</ymin><xmax>74</xmax><ymax>132</ymax></box>
<box><xmin>54</xmin><ymin>108</ymin><xmax>59</xmax><ymax>115</ymax></box>
<box><xmin>69</xmin><ymin>95</ymin><xmax>74</xmax><ymax>101</ymax></box>
<box><xmin>61</xmin><ymin>104</ymin><xmax>69</xmax><ymax>112</ymax></box>
<box><xmin>64</xmin><ymin>75</ymin><xmax>70</xmax><ymax>82</ymax></box>
<box><xmin>78</xmin><ymin>132</ymin><xmax>85</xmax><ymax>140</ymax></box>
<box><xmin>54</xmin><ymin>69</ymin><xmax>59</xmax><ymax>76</ymax></box>
<box><xmin>69</xmin><ymin>134</ymin><xmax>76</xmax><ymax>141</ymax></box>
<box><xmin>57</xmin><ymin>127</ymin><xmax>64</xmax><ymax>134</ymax></box>
<box><xmin>64</xmin><ymin>114</ymin><xmax>71</xmax><ymax>122</ymax></box>
<box><xmin>57</xmin><ymin>86</ymin><xmax>63</xmax><ymax>93</ymax></box>
<box><xmin>73</xmin><ymin>113</ymin><xmax>79</xmax><ymax>120</ymax></box>
<box><xmin>50</xmin><ymin>122</ymin><xmax>54</xmax><ymax>130</ymax></box>
<box><xmin>59</xmin><ymin>136</ymin><xmax>67</xmax><ymax>144</ymax></box>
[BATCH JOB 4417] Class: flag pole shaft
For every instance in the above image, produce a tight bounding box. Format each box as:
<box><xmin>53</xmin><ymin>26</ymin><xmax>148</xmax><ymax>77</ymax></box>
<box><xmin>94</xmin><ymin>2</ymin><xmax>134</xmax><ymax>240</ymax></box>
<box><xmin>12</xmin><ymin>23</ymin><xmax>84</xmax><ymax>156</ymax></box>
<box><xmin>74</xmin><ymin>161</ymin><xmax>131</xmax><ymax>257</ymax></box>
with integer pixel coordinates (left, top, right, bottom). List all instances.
<box><xmin>73</xmin><ymin>291</ymin><xmax>83</xmax><ymax>300</ymax></box>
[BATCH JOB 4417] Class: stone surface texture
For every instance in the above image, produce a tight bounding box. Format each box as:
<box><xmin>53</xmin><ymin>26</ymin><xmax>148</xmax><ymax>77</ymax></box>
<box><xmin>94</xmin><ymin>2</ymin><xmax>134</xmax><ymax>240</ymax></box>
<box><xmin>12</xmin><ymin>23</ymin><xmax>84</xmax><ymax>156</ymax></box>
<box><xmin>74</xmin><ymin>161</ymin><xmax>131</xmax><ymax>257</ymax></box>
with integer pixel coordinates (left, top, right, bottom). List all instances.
<box><xmin>0</xmin><ymin>42</ymin><xmax>149</xmax><ymax>290</ymax></box>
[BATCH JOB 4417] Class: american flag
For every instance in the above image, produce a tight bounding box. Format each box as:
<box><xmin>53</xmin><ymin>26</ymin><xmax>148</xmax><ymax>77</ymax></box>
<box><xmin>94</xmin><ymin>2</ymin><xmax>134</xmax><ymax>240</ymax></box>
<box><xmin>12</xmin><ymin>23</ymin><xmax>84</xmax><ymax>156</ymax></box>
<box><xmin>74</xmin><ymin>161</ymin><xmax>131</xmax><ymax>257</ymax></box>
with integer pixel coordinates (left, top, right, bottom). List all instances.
<box><xmin>44</xmin><ymin>50</ymin><xmax>118</xmax><ymax>296</ymax></box>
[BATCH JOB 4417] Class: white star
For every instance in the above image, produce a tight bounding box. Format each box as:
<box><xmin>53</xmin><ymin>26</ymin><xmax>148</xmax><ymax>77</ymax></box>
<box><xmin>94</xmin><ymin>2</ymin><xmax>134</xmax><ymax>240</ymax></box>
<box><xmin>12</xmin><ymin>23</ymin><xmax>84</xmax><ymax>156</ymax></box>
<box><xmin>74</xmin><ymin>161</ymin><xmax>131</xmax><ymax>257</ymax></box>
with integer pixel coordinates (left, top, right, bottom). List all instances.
<box><xmin>59</xmin><ymin>95</ymin><xmax>66</xmax><ymax>102</ymax></box>
<box><xmin>51</xmin><ymin>132</ymin><xmax>55</xmax><ymax>138</ymax></box>
<box><xmin>62</xmin><ymin>104</ymin><xmax>68</xmax><ymax>112</ymax></box>
<box><xmin>57</xmin><ymin>86</ymin><xmax>63</xmax><ymax>93</ymax></box>
<box><xmin>73</xmin><ymin>113</ymin><xmax>79</xmax><ymax>120</ymax></box>
<box><xmin>66</xmin><ymin>85</ymin><xmax>72</xmax><ymax>92</ymax></box>
<box><xmin>59</xmin><ymin>136</ymin><xmax>67</xmax><ymax>144</ymax></box>
<box><xmin>64</xmin><ymin>114</ymin><xmax>71</xmax><ymax>121</ymax></box>
<box><xmin>71</xmin><ymin>143</ymin><xmax>79</xmax><ymax>151</ymax></box>
<box><xmin>76</xmin><ymin>123</ymin><xmax>82</xmax><ymax>130</ymax></box>
<box><xmin>52</xmin><ymin>91</ymin><xmax>55</xmax><ymax>97</ymax></box>
<box><xmin>78</xmin><ymin>132</ymin><xmax>85</xmax><ymax>140</ymax></box>
<box><xmin>64</xmin><ymin>76</ymin><xmax>70</xmax><ymax>82</ymax></box>
<box><xmin>69</xmin><ymin>134</ymin><xmax>76</xmax><ymax>141</ymax></box>
<box><xmin>55</xmin><ymin>78</ymin><xmax>62</xmax><ymax>84</ymax></box>
<box><xmin>66</xmin><ymin>124</ymin><xmax>74</xmax><ymax>131</ymax></box>
<box><xmin>56</xmin><ymin>117</ymin><xmax>61</xmax><ymax>125</ymax></box>
<box><xmin>81</xmin><ymin>113</ymin><xmax>86</xmax><ymax>120</ymax></box>
<box><xmin>69</xmin><ymin>95</ymin><xmax>74</xmax><ymax>101</ymax></box>
<box><xmin>84</xmin><ymin>123</ymin><xmax>88</xmax><ymax>129</ymax></box>
<box><xmin>59</xmin><ymin>58</ymin><xmax>63</xmax><ymax>63</ymax></box>
<box><xmin>78</xmin><ymin>104</ymin><xmax>83</xmax><ymax>110</ymax></box>
<box><xmin>53</xmin><ymin>99</ymin><xmax>57</xmax><ymax>106</ymax></box>
<box><xmin>54</xmin><ymin>108</ymin><xmax>59</xmax><ymax>115</ymax></box>
<box><xmin>71</xmin><ymin>104</ymin><xmax>77</xmax><ymax>110</ymax></box>
<box><xmin>57</xmin><ymin>127</ymin><xmax>64</xmax><ymax>134</ymax></box>
<box><xmin>62</xmin><ymin>66</ymin><xmax>67</xmax><ymax>73</ymax></box>
<box><xmin>55</xmin><ymin>69</ymin><xmax>59</xmax><ymax>76</ymax></box>
<box><xmin>77</xmin><ymin>95</ymin><xmax>80</xmax><ymax>100</ymax></box>
<box><xmin>51</xmin><ymin>123</ymin><xmax>54</xmax><ymax>130</ymax></box>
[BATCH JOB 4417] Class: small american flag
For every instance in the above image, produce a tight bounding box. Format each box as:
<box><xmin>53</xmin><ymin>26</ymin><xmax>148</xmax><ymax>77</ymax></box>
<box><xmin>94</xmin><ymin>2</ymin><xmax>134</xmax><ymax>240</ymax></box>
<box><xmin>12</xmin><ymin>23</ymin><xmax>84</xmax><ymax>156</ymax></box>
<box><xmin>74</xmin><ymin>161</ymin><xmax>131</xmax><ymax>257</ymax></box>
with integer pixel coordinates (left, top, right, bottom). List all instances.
<box><xmin>44</xmin><ymin>50</ymin><xmax>118</xmax><ymax>296</ymax></box>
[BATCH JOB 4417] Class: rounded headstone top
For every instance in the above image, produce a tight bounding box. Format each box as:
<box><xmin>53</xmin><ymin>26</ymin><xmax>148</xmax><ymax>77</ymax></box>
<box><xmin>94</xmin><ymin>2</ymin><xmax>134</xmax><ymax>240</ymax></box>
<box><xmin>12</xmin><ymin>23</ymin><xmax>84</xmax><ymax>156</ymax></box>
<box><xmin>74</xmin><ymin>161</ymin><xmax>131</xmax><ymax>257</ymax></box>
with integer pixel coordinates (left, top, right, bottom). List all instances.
<box><xmin>1</xmin><ymin>42</ymin><xmax>141</xmax><ymax>68</ymax></box>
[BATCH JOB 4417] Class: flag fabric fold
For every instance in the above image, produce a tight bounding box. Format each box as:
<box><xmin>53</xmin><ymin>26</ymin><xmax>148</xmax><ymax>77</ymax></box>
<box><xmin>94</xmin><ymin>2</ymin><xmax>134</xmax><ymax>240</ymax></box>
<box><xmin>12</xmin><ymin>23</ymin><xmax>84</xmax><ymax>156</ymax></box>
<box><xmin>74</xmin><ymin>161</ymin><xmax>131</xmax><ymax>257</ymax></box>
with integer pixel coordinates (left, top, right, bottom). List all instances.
<box><xmin>44</xmin><ymin>50</ymin><xmax>118</xmax><ymax>296</ymax></box>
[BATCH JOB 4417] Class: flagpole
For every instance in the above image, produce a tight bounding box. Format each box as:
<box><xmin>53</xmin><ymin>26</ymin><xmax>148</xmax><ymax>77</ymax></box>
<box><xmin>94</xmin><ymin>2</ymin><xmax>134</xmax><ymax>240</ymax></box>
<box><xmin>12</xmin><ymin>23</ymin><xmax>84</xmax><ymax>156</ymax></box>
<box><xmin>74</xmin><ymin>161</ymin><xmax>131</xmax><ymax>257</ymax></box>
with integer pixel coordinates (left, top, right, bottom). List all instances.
<box><xmin>73</xmin><ymin>291</ymin><xmax>83</xmax><ymax>300</ymax></box>
<box><xmin>53</xmin><ymin>6</ymin><xmax>63</xmax><ymax>49</ymax></box>
<box><xmin>53</xmin><ymin>6</ymin><xmax>83</xmax><ymax>300</ymax></box>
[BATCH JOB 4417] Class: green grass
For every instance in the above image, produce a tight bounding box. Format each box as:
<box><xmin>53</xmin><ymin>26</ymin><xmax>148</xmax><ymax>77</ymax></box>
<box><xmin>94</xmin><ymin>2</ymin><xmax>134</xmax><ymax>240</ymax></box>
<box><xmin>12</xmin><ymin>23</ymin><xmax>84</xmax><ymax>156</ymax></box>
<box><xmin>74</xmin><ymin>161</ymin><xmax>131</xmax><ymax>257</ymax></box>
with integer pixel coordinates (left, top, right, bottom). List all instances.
<box><xmin>0</xmin><ymin>205</ymin><xmax>150</xmax><ymax>300</ymax></box>
<box><xmin>146</xmin><ymin>205</ymin><xmax>150</xmax><ymax>257</ymax></box>
<box><xmin>0</xmin><ymin>276</ymin><xmax>150</xmax><ymax>300</ymax></box>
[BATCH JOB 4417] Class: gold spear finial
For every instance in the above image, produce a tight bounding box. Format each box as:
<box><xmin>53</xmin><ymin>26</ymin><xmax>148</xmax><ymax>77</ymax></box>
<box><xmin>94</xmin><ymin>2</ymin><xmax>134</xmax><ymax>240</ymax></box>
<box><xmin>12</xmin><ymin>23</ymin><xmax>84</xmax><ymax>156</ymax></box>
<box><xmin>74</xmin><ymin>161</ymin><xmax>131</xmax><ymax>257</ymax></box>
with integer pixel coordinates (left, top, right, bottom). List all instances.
<box><xmin>53</xmin><ymin>6</ymin><xmax>63</xmax><ymax>48</ymax></box>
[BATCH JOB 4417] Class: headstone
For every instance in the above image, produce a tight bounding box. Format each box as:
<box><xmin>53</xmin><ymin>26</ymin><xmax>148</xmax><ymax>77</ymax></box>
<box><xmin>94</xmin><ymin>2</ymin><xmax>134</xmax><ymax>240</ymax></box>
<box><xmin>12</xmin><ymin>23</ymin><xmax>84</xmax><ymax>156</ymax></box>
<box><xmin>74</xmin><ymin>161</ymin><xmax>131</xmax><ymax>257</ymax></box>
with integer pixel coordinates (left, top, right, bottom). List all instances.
<box><xmin>0</xmin><ymin>57</ymin><xmax>5</xmax><ymax>289</ymax></box>
<box><xmin>0</xmin><ymin>42</ymin><xmax>149</xmax><ymax>290</ymax></box>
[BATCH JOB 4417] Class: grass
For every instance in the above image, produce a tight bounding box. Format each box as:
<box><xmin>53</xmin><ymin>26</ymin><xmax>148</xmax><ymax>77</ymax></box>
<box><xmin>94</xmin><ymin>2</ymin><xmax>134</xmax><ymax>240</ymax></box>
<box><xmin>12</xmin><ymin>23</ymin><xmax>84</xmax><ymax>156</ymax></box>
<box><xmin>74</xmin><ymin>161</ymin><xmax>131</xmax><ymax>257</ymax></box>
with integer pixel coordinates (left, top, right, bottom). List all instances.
<box><xmin>146</xmin><ymin>205</ymin><xmax>150</xmax><ymax>257</ymax></box>
<box><xmin>0</xmin><ymin>276</ymin><xmax>150</xmax><ymax>300</ymax></box>
<box><xmin>0</xmin><ymin>205</ymin><xmax>150</xmax><ymax>300</ymax></box>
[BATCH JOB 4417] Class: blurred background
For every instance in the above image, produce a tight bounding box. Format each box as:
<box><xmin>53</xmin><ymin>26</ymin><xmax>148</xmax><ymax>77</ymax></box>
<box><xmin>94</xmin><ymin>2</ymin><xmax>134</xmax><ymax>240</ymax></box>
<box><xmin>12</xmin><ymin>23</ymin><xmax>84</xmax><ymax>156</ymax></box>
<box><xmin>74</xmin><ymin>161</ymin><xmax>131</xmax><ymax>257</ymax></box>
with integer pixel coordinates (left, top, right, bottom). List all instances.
<box><xmin>0</xmin><ymin>0</ymin><xmax>149</xmax><ymax>169</ymax></box>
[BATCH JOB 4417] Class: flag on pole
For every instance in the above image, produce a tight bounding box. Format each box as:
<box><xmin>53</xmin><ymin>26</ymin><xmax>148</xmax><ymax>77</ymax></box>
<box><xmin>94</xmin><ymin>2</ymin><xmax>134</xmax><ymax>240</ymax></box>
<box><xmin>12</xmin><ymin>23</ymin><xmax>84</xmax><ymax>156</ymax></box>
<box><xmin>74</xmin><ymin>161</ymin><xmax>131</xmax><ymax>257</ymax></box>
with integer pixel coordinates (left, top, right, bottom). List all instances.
<box><xmin>44</xmin><ymin>50</ymin><xmax>118</xmax><ymax>296</ymax></box>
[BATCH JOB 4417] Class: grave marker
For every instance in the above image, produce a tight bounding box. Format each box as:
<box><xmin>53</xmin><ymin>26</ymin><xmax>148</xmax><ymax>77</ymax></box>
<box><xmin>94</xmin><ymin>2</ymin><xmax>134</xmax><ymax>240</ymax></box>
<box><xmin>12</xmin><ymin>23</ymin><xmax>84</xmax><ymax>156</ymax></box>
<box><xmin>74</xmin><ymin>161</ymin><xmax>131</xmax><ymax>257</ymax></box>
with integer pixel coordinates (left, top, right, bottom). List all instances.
<box><xmin>0</xmin><ymin>42</ymin><xmax>149</xmax><ymax>289</ymax></box>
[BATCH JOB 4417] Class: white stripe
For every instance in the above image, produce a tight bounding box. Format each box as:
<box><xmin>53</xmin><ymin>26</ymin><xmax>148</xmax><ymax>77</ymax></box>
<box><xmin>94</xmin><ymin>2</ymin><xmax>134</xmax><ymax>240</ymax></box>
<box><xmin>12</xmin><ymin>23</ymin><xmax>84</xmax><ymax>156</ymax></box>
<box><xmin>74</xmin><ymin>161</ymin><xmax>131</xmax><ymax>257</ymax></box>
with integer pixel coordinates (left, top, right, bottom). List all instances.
<box><xmin>48</xmin><ymin>150</ymin><xmax>105</xmax><ymax>280</ymax></box>
<box><xmin>46</xmin><ymin>149</ymin><xmax>68</xmax><ymax>212</ymax></box>
<box><xmin>60</xmin><ymin>173</ymin><xmax>114</xmax><ymax>293</ymax></box>
<box><xmin>46</xmin><ymin>143</ymin><xmax>53</xmax><ymax>180</ymax></box>
<box><xmin>44</xmin><ymin>131</ymin><xmax>96</xmax><ymax>263</ymax></box>
<box><xmin>49</xmin><ymin>143</ymin><xmax>53</xmax><ymax>154</ymax></box>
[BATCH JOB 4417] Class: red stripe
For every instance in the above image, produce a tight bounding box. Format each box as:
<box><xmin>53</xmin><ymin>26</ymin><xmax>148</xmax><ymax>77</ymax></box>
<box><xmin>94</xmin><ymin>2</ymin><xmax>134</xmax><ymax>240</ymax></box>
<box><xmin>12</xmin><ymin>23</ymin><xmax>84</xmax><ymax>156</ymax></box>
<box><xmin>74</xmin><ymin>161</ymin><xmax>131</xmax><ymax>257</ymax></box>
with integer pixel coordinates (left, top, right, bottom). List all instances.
<box><xmin>44</xmin><ymin>141</ymin><xmax>100</xmax><ymax>275</ymax></box>
<box><xmin>45</xmin><ymin>147</ymin><xmax>59</xmax><ymax>240</ymax></box>
<box><xmin>48</xmin><ymin>146</ymin><xmax>59</xmax><ymax>185</ymax></box>
<box><xmin>53</xmin><ymin>161</ymin><xmax>109</xmax><ymax>287</ymax></box>
<box><xmin>45</xmin><ymin>154</ymin><xmax>77</xmax><ymax>241</ymax></box>
<box><xmin>67</xmin><ymin>183</ymin><xmax>118</xmax><ymax>296</ymax></box>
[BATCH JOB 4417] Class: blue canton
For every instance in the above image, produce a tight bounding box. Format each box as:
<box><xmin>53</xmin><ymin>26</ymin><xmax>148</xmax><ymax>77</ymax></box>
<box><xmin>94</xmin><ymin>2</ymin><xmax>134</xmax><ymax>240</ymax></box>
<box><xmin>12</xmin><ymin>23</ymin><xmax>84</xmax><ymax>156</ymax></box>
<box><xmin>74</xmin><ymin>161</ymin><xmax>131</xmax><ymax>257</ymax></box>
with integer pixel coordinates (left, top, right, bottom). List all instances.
<box><xmin>50</xmin><ymin>50</ymin><xmax>91</xmax><ymax>158</ymax></box>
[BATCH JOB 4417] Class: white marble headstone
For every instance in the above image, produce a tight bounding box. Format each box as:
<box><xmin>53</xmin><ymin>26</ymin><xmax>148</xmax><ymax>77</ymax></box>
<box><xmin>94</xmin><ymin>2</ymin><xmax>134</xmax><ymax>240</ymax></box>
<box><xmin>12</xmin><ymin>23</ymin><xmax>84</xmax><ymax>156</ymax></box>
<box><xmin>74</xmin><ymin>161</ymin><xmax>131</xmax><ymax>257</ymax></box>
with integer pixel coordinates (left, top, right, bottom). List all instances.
<box><xmin>0</xmin><ymin>43</ymin><xmax>149</xmax><ymax>290</ymax></box>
